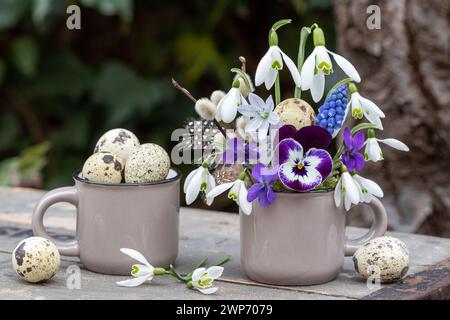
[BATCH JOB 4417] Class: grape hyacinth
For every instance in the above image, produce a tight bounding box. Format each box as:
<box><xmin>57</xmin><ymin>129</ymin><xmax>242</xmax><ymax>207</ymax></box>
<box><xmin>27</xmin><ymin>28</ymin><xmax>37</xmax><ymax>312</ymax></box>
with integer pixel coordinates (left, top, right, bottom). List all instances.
<box><xmin>315</xmin><ymin>84</ymin><xmax>348</xmax><ymax>137</ymax></box>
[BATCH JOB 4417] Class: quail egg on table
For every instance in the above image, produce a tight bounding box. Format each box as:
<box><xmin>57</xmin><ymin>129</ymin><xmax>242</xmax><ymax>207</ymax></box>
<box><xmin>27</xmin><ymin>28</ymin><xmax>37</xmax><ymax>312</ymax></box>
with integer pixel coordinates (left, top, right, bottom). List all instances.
<box><xmin>274</xmin><ymin>98</ymin><xmax>316</xmax><ymax>130</ymax></box>
<box><xmin>353</xmin><ymin>236</ymin><xmax>410</xmax><ymax>283</ymax></box>
<box><xmin>82</xmin><ymin>152</ymin><xmax>124</xmax><ymax>183</ymax></box>
<box><xmin>12</xmin><ymin>237</ymin><xmax>60</xmax><ymax>283</ymax></box>
<box><xmin>125</xmin><ymin>143</ymin><xmax>170</xmax><ymax>183</ymax></box>
<box><xmin>94</xmin><ymin>128</ymin><xmax>140</xmax><ymax>163</ymax></box>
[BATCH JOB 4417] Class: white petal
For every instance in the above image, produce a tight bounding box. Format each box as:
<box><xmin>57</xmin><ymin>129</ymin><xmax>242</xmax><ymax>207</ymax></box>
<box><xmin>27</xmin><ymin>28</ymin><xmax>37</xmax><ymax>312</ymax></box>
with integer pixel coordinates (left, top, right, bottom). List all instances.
<box><xmin>185</xmin><ymin>169</ymin><xmax>203</xmax><ymax>205</ymax></box>
<box><xmin>311</xmin><ymin>70</ymin><xmax>325</xmax><ymax>102</ymax></box>
<box><xmin>365</xmin><ymin>139</ymin><xmax>383</xmax><ymax>162</ymax></box>
<box><xmin>344</xmin><ymin>192</ymin><xmax>352</xmax><ymax>211</ymax></box>
<box><xmin>131</xmin><ymin>264</ymin><xmax>154</xmax><ymax>277</ymax></box>
<box><xmin>206</xmin><ymin>266</ymin><xmax>224</xmax><ymax>279</ymax></box>
<box><xmin>301</xmin><ymin>47</ymin><xmax>317</xmax><ymax>90</ymax></box>
<box><xmin>221</xmin><ymin>89</ymin><xmax>239</xmax><ymax>123</ymax></box>
<box><xmin>268</xmin><ymin>112</ymin><xmax>280</xmax><ymax>125</ymax></box>
<box><xmin>120</xmin><ymin>248</ymin><xmax>151</xmax><ymax>267</ymax></box>
<box><xmin>248</xmin><ymin>92</ymin><xmax>266</xmax><ymax>109</ymax></box>
<box><xmin>246</xmin><ymin>117</ymin><xmax>263</xmax><ymax>132</ymax></box>
<box><xmin>255</xmin><ymin>48</ymin><xmax>273</xmax><ymax>86</ymax></box>
<box><xmin>315</xmin><ymin>46</ymin><xmax>333</xmax><ymax>72</ymax></box>
<box><xmin>116</xmin><ymin>274</ymin><xmax>152</xmax><ymax>287</ymax></box>
<box><xmin>205</xmin><ymin>174</ymin><xmax>216</xmax><ymax>206</ymax></box>
<box><xmin>359</xmin><ymin>96</ymin><xmax>385</xmax><ymax>118</ymax></box>
<box><xmin>238</xmin><ymin>184</ymin><xmax>252</xmax><ymax>215</ymax></box>
<box><xmin>378</xmin><ymin>138</ymin><xmax>409</xmax><ymax>151</ymax></box>
<box><xmin>334</xmin><ymin>177</ymin><xmax>342</xmax><ymax>207</ymax></box>
<box><xmin>192</xmin><ymin>267</ymin><xmax>206</xmax><ymax>283</ymax></box>
<box><xmin>328</xmin><ymin>50</ymin><xmax>361</xmax><ymax>82</ymax></box>
<box><xmin>264</xmin><ymin>68</ymin><xmax>278</xmax><ymax>90</ymax></box>
<box><xmin>198</xmin><ymin>287</ymin><xmax>218</xmax><ymax>295</ymax></box>
<box><xmin>206</xmin><ymin>182</ymin><xmax>234</xmax><ymax>200</ymax></box>
<box><xmin>357</xmin><ymin>175</ymin><xmax>384</xmax><ymax>198</ymax></box>
<box><xmin>343</xmin><ymin>173</ymin><xmax>360</xmax><ymax>204</ymax></box>
<box><xmin>183</xmin><ymin>168</ymin><xmax>199</xmax><ymax>193</ymax></box>
<box><xmin>280</xmin><ymin>49</ymin><xmax>301</xmax><ymax>88</ymax></box>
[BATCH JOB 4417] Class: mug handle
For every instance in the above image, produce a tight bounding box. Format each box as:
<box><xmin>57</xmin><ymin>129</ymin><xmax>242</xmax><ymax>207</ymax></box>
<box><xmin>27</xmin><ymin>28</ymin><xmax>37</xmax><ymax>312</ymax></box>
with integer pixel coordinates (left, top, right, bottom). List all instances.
<box><xmin>32</xmin><ymin>186</ymin><xmax>80</xmax><ymax>256</ymax></box>
<box><xmin>344</xmin><ymin>197</ymin><xmax>388</xmax><ymax>256</ymax></box>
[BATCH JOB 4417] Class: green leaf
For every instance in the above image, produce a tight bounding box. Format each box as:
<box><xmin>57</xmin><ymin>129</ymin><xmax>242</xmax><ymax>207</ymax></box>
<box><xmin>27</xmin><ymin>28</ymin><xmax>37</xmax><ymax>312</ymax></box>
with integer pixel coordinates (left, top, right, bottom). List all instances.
<box><xmin>9</xmin><ymin>36</ymin><xmax>39</xmax><ymax>78</ymax></box>
<box><xmin>0</xmin><ymin>0</ymin><xmax>31</xmax><ymax>30</ymax></box>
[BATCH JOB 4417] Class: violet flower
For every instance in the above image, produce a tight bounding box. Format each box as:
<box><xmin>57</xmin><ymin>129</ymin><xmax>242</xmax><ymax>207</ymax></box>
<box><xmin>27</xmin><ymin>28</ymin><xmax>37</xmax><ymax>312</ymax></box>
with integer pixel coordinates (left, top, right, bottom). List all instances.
<box><xmin>222</xmin><ymin>137</ymin><xmax>259</xmax><ymax>164</ymax></box>
<box><xmin>247</xmin><ymin>164</ymin><xmax>278</xmax><ymax>207</ymax></box>
<box><xmin>341</xmin><ymin>127</ymin><xmax>365</xmax><ymax>172</ymax></box>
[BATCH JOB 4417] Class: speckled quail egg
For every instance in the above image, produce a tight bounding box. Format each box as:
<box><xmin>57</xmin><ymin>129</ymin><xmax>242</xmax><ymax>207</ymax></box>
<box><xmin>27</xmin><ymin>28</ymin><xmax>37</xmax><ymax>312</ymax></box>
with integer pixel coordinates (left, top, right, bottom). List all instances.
<box><xmin>94</xmin><ymin>128</ymin><xmax>140</xmax><ymax>163</ymax></box>
<box><xmin>12</xmin><ymin>237</ymin><xmax>60</xmax><ymax>283</ymax></box>
<box><xmin>353</xmin><ymin>236</ymin><xmax>409</xmax><ymax>283</ymax></box>
<box><xmin>125</xmin><ymin>143</ymin><xmax>170</xmax><ymax>183</ymax></box>
<box><xmin>82</xmin><ymin>152</ymin><xmax>124</xmax><ymax>183</ymax></box>
<box><xmin>274</xmin><ymin>98</ymin><xmax>316</xmax><ymax>130</ymax></box>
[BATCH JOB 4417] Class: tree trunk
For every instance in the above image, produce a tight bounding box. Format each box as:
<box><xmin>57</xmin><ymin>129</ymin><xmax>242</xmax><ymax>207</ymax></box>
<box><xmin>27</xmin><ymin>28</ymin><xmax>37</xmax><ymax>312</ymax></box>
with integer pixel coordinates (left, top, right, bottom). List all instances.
<box><xmin>333</xmin><ymin>0</ymin><xmax>450</xmax><ymax>237</ymax></box>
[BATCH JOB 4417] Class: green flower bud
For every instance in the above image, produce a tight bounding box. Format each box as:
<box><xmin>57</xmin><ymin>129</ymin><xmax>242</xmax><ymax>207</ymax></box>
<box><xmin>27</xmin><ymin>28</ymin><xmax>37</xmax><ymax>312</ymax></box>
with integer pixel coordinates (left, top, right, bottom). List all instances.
<box><xmin>269</xmin><ymin>30</ymin><xmax>278</xmax><ymax>46</ymax></box>
<box><xmin>313</xmin><ymin>27</ymin><xmax>326</xmax><ymax>46</ymax></box>
<box><xmin>153</xmin><ymin>268</ymin><xmax>166</xmax><ymax>275</ymax></box>
<box><xmin>367</xmin><ymin>128</ymin><xmax>376</xmax><ymax>138</ymax></box>
<box><xmin>232</xmin><ymin>79</ymin><xmax>240</xmax><ymax>88</ymax></box>
<box><xmin>349</xmin><ymin>83</ymin><xmax>358</xmax><ymax>93</ymax></box>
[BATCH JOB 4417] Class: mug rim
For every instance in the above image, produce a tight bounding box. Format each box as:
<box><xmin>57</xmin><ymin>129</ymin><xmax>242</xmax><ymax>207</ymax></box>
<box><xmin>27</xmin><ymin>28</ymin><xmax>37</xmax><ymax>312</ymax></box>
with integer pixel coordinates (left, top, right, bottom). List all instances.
<box><xmin>72</xmin><ymin>167</ymin><xmax>182</xmax><ymax>187</ymax></box>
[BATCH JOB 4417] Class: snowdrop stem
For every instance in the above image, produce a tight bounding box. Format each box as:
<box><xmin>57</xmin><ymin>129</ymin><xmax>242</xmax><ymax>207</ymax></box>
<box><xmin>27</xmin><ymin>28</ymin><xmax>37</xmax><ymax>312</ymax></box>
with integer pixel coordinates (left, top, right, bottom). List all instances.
<box><xmin>275</xmin><ymin>72</ymin><xmax>281</xmax><ymax>106</ymax></box>
<box><xmin>213</xmin><ymin>255</ymin><xmax>232</xmax><ymax>267</ymax></box>
<box><xmin>245</xmin><ymin>169</ymin><xmax>255</xmax><ymax>184</ymax></box>
<box><xmin>294</xmin><ymin>26</ymin><xmax>313</xmax><ymax>99</ymax></box>
<box><xmin>171</xmin><ymin>78</ymin><xmax>227</xmax><ymax>138</ymax></box>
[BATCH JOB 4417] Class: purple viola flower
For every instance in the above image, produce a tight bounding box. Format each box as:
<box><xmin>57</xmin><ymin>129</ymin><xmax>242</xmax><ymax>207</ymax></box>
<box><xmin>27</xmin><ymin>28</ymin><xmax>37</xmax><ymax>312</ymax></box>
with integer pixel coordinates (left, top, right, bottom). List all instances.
<box><xmin>222</xmin><ymin>137</ymin><xmax>259</xmax><ymax>164</ymax></box>
<box><xmin>341</xmin><ymin>127</ymin><xmax>365</xmax><ymax>172</ymax></box>
<box><xmin>276</xmin><ymin>138</ymin><xmax>332</xmax><ymax>192</ymax></box>
<box><xmin>247</xmin><ymin>164</ymin><xmax>278</xmax><ymax>207</ymax></box>
<box><xmin>276</xmin><ymin>125</ymin><xmax>332</xmax><ymax>152</ymax></box>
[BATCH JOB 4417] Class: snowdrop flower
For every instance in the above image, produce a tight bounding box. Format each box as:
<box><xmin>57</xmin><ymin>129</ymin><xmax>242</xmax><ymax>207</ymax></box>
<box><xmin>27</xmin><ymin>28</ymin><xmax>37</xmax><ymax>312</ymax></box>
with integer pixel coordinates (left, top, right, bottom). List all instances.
<box><xmin>255</xmin><ymin>44</ymin><xmax>301</xmax><ymax>90</ymax></box>
<box><xmin>116</xmin><ymin>248</ymin><xmax>164</xmax><ymax>287</ymax></box>
<box><xmin>195</xmin><ymin>98</ymin><xmax>217</xmax><ymax>120</ymax></box>
<box><xmin>301</xmin><ymin>27</ymin><xmax>361</xmax><ymax>102</ymax></box>
<box><xmin>206</xmin><ymin>174</ymin><xmax>252</xmax><ymax>215</ymax></box>
<box><xmin>238</xmin><ymin>93</ymin><xmax>280</xmax><ymax>141</ymax></box>
<box><xmin>216</xmin><ymin>81</ymin><xmax>247</xmax><ymax>123</ymax></box>
<box><xmin>347</xmin><ymin>84</ymin><xmax>385</xmax><ymax>128</ymax></box>
<box><xmin>364</xmin><ymin>129</ymin><xmax>409</xmax><ymax>162</ymax></box>
<box><xmin>187</xmin><ymin>266</ymin><xmax>224</xmax><ymax>294</ymax></box>
<box><xmin>184</xmin><ymin>162</ymin><xmax>215</xmax><ymax>205</ymax></box>
<box><xmin>334</xmin><ymin>165</ymin><xmax>360</xmax><ymax>211</ymax></box>
<box><xmin>353</xmin><ymin>174</ymin><xmax>384</xmax><ymax>203</ymax></box>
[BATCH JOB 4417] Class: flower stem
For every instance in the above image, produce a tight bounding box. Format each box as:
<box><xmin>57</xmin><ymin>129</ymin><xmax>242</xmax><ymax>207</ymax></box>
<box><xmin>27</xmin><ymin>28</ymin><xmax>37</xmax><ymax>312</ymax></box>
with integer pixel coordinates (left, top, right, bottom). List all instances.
<box><xmin>171</xmin><ymin>78</ymin><xmax>227</xmax><ymax>138</ymax></box>
<box><xmin>275</xmin><ymin>72</ymin><xmax>281</xmax><ymax>106</ymax></box>
<box><xmin>294</xmin><ymin>26</ymin><xmax>312</xmax><ymax>99</ymax></box>
<box><xmin>213</xmin><ymin>255</ymin><xmax>232</xmax><ymax>267</ymax></box>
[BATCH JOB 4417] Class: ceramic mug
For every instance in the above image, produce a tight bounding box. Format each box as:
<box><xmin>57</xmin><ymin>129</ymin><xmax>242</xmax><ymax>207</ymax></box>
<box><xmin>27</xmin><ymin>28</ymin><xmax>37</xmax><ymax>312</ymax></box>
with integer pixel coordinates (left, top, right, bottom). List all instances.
<box><xmin>240</xmin><ymin>190</ymin><xmax>387</xmax><ymax>285</ymax></box>
<box><xmin>32</xmin><ymin>168</ymin><xmax>181</xmax><ymax>275</ymax></box>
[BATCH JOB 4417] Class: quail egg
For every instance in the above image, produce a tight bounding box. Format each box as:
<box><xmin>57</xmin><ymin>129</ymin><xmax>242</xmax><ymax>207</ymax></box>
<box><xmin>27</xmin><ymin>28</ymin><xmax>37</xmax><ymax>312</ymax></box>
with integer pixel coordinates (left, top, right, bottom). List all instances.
<box><xmin>12</xmin><ymin>237</ymin><xmax>60</xmax><ymax>283</ymax></box>
<box><xmin>125</xmin><ymin>143</ymin><xmax>170</xmax><ymax>183</ymax></box>
<box><xmin>82</xmin><ymin>152</ymin><xmax>124</xmax><ymax>183</ymax></box>
<box><xmin>94</xmin><ymin>128</ymin><xmax>140</xmax><ymax>163</ymax></box>
<box><xmin>353</xmin><ymin>236</ymin><xmax>409</xmax><ymax>283</ymax></box>
<box><xmin>275</xmin><ymin>98</ymin><xmax>316</xmax><ymax>130</ymax></box>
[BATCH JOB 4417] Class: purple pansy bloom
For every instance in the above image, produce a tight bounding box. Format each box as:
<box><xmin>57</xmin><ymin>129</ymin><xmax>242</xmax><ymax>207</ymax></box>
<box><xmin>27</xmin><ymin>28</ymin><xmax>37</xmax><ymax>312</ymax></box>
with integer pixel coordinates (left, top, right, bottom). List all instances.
<box><xmin>247</xmin><ymin>164</ymin><xmax>278</xmax><ymax>207</ymax></box>
<box><xmin>276</xmin><ymin>125</ymin><xmax>332</xmax><ymax>152</ymax></box>
<box><xmin>222</xmin><ymin>137</ymin><xmax>259</xmax><ymax>164</ymax></box>
<box><xmin>276</xmin><ymin>138</ymin><xmax>332</xmax><ymax>191</ymax></box>
<box><xmin>341</xmin><ymin>127</ymin><xmax>365</xmax><ymax>172</ymax></box>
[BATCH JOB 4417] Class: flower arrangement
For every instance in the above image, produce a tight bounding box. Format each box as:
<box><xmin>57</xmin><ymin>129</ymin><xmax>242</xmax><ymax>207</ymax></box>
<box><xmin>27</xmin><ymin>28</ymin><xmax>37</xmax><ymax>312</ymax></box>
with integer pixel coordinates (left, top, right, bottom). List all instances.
<box><xmin>176</xmin><ymin>20</ymin><xmax>409</xmax><ymax>215</ymax></box>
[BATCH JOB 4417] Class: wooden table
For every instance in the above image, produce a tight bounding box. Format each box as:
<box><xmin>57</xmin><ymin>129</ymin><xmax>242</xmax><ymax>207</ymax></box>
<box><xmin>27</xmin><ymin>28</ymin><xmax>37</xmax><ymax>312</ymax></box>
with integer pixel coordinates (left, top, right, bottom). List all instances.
<box><xmin>1</xmin><ymin>187</ymin><xmax>449</xmax><ymax>300</ymax></box>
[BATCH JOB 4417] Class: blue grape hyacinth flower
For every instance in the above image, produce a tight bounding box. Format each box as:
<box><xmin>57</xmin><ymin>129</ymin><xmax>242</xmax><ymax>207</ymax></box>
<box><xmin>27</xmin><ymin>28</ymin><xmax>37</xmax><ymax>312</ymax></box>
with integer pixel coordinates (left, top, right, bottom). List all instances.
<box><xmin>315</xmin><ymin>84</ymin><xmax>348</xmax><ymax>138</ymax></box>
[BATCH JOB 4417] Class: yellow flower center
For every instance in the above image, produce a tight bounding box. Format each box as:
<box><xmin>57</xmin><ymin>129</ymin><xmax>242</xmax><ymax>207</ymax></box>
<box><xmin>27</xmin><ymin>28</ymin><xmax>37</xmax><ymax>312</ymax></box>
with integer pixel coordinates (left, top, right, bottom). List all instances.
<box><xmin>297</xmin><ymin>163</ymin><xmax>304</xmax><ymax>170</ymax></box>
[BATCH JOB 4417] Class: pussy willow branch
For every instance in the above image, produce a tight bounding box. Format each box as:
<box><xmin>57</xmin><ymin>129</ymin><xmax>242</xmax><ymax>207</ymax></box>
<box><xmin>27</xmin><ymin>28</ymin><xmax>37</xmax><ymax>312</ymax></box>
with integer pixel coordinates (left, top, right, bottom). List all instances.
<box><xmin>171</xmin><ymin>78</ymin><xmax>227</xmax><ymax>138</ymax></box>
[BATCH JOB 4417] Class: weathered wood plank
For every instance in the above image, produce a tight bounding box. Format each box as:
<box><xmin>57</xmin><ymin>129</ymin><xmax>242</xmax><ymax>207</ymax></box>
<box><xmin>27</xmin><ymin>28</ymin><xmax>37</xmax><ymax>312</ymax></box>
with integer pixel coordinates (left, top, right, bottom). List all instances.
<box><xmin>362</xmin><ymin>257</ymin><xmax>450</xmax><ymax>300</ymax></box>
<box><xmin>1</xmin><ymin>187</ymin><xmax>450</xmax><ymax>300</ymax></box>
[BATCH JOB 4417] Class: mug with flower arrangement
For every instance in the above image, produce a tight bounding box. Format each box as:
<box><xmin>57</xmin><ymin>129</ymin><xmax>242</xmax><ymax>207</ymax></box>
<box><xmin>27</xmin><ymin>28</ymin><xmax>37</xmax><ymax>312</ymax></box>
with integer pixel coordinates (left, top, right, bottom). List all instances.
<box><xmin>174</xmin><ymin>20</ymin><xmax>409</xmax><ymax>284</ymax></box>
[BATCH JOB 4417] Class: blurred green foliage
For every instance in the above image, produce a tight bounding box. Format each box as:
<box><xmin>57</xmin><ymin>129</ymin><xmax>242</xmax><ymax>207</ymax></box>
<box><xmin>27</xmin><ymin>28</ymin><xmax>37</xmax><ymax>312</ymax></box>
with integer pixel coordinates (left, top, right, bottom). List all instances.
<box><xmin>0</xmin><ymin>0</ymin><xmax>334</xmax><ymax>190</ymax></box>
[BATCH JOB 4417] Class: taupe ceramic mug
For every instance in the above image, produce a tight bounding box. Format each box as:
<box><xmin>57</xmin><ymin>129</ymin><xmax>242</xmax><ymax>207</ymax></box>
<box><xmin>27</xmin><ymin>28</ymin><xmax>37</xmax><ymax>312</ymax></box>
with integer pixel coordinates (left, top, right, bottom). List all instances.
<box><xmin>32</xmin><ymin>168</ymin><xmax>181</xmax><ymax>275</ymax></box>
<box><xmin>240</xmin><ymin>190</ymin><xmax>387</xmax><ymax>285</ymax></box>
